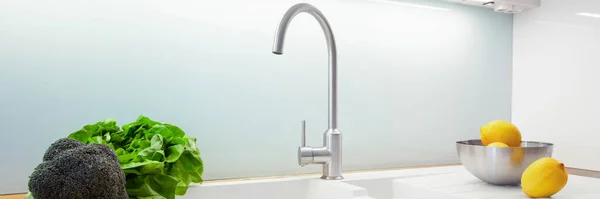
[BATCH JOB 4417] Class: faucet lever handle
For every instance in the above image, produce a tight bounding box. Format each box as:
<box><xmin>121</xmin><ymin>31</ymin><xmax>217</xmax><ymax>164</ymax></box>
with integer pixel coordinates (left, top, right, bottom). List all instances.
<box><xmin>301</xmin><ymin>120</ymin><xmax>306</xmax><ymax>147</ymax></box>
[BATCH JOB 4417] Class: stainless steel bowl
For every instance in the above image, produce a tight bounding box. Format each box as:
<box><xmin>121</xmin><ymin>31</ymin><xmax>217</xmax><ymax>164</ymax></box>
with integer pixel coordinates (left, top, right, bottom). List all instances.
<box><xmin>456</xmin><ymin>139</ymin><xmax>553</xmax><ymax>185</ymax></box>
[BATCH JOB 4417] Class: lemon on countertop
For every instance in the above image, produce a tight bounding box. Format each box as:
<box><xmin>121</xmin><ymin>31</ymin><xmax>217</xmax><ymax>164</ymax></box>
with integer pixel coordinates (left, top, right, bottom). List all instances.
<box><xmin>487</xmin><ymin>142</ymin><xmax>509</xmax><ymax>147</ymax></box>
<box><xmin>521</xmin><ymin>157</ymin><xmax>568</xmax><ymax>198</ymax></box>
<box><xmin>480</xmin><ymin>120</ymin><xmax>522</xmax><ymax>147</ymax></box>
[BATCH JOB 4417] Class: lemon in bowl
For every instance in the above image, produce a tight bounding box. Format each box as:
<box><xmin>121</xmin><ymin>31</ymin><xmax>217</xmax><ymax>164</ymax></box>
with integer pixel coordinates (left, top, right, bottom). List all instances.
<box><xmin>480</xmin><ymin>120</ymin><xmax>522</xmax><ymax>147</ymax></box>
<box><xmin>487</xmin><ymin>142</ymin><xmax>509</xmax><ymax>147</ymax></box>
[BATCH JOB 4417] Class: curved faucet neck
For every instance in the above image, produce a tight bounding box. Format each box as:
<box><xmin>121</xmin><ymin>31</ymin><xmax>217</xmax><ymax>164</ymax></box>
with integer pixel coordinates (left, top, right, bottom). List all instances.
<box><xmin>272</xmin><ymin>3</ymin><xmax>338</xmax><ymax>129</ymax></box>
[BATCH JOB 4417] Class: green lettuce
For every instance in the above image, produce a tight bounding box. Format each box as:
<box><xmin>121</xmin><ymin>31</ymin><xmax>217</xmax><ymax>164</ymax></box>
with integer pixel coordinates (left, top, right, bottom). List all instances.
<box><xmin>68</xmin><ymin>116</ymin><xmax>204</xmax><ymax>199</ymax></box>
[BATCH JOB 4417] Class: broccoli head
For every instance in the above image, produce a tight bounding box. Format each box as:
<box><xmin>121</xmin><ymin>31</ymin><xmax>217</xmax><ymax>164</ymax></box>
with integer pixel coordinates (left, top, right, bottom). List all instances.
<box><xmin>28</xmin><ymin>138</ymin><xmax>128</xmax><ymax>199</ymax></box>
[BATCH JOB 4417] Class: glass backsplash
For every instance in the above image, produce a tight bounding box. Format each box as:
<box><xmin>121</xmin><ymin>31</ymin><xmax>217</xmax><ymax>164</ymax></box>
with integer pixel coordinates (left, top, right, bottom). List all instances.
<box><xmin>0</xmin><ymin>0</ymin><xmax>512</xmax><ymax>193</ymax></box>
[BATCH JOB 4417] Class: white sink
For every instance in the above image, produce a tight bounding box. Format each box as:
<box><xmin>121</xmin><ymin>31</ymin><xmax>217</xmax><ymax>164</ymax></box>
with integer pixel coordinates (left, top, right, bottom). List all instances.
<box><xmin>178</xmin><ymin>166</ymin><xmax>600</xmax><ymax>199</ymax></box>
<box><xmin>179</xmin><ymin>177</ymin><xmax>373</xmax><ymax>199</ymax></box>
<box><xmin>341</xmin><ymin>166</ymin><xmax>460</xmax><ymax>199</ymax></box>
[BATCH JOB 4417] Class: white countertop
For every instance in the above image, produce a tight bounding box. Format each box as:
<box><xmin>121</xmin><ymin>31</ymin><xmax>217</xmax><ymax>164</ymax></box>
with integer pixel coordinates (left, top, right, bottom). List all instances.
<box><xmin>390</xmin><ymin>166</ymin><xmax>600</xmax><ymax>199</ymax></box>
<box><xmin>188</xmin><ymin>165</ymin><xmax>600</xmax><ymax>199</ymax></box>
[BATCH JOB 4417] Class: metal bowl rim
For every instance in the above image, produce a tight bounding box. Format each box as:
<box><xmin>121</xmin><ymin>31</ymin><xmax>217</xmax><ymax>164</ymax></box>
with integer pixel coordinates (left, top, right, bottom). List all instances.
<box><xmin>456</xmin><ymin>139</ymin><xmax>554</xmax><ymax>148</ymax></box>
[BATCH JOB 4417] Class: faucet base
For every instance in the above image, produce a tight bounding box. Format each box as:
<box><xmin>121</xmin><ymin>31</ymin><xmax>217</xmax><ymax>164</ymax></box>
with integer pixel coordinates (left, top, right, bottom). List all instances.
<box><xmin>321</xmin><ymin>175</ymin><xmax>344</xmax><ymax>180</ymax></box>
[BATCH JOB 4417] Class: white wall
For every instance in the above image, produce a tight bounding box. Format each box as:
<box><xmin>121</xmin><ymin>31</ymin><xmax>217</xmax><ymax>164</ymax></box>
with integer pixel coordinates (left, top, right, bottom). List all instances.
<box><xmin>513</xmin><ymin>0</ymin><xmax>600</xmax><ymax>171</ymax></box>
<box><xmin>0</xmin><ymin>0</ymin><xmax>513</xmax><ymax>193</ymax></box>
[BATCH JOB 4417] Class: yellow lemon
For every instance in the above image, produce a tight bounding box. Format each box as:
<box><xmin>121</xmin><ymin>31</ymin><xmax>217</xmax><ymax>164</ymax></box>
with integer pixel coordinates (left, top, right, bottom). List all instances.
<box><xmin>480</xmin><ymin>120</ymin><xmax>522</xmax><ymax>147</ymax></box>
<box><xmin>487</xmin><ymin>142</ymin><xmax>509</xmax><ymax>147</ymax></box>
<box><xmin>521</xmin><ymin>158</ymin><xmax>568</xmax><ymax>198</ymax></box>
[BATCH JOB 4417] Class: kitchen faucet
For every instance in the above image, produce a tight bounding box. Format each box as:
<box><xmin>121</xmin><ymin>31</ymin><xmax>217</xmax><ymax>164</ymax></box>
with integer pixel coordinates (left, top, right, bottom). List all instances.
<box><xmin>272</xmin><ymin>3</ymin><xmax>343</xmax><ymax>180</ymax></box>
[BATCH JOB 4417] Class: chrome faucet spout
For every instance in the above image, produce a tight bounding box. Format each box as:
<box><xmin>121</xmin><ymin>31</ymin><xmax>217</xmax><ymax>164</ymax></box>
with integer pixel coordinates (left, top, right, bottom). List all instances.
<box><xmin>272</xmin><ymin>3</ymin><xmax>338</xmax><ymax>129</ymax></box>
<box><xmin>272</xmin><ymin>3</ymin><xmax>343</xmax><ymax>180</ymax></box>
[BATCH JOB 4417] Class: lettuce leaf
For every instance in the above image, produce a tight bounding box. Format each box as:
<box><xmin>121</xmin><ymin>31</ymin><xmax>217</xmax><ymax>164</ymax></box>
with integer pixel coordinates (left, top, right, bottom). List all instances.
<box><xmin>67</xmin><ymin>115</ymin><xmax>204</xmax><ymax>199</ymax></box>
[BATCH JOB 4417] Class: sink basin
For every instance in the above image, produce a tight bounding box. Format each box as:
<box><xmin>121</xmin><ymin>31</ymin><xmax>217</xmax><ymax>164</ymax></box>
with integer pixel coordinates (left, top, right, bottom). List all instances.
<box><xmin>179</xmin><ymin>177</ymin><xmax>373</xmax><ymax>199</ymax></box>
<box><xmin>339</xmin><ymin>166</ymin><xmax>462</xmax><ymax>199</ymax></box>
